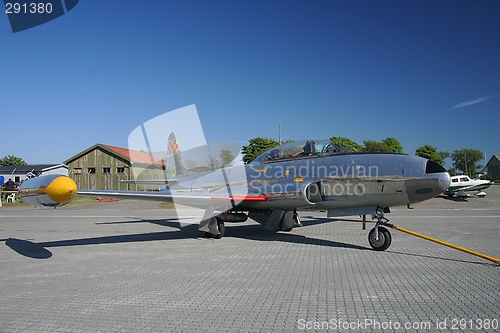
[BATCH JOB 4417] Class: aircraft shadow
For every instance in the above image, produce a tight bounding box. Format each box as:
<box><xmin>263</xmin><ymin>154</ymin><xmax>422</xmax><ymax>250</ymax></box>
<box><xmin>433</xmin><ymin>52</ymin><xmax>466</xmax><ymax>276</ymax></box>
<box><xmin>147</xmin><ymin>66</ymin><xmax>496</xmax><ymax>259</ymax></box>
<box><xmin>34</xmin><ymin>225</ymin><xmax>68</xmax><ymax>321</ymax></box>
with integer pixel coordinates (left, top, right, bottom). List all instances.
<box><xmin>6</xmin><ymin>215</ymin><xmax>490</xmax><ymax>265</ymax></box>
<box><xmin>5</xmin><ymin>216</ymin><xmax>368</xmax><ymax>259</ymax></box>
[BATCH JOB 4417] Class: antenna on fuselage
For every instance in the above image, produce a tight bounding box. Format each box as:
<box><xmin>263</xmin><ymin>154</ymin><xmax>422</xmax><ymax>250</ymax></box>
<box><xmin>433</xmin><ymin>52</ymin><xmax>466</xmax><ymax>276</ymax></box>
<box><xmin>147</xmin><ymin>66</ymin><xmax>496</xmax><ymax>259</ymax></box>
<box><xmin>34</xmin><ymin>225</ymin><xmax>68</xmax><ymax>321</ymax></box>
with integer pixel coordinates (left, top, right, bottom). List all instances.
<box><xmin>279</xmin><ymin>124</ymin><xmax>282</xmax><ymax>146</ymax></box>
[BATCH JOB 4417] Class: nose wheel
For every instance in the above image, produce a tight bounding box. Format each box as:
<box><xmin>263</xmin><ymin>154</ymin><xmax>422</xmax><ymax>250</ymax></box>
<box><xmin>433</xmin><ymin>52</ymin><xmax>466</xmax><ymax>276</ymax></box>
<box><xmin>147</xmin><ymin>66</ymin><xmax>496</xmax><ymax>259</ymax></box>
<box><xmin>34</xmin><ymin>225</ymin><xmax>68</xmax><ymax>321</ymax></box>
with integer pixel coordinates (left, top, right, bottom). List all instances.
<box><xmin>368</xmin><ymin>207</ymin><xmax>392</xmax><ymax>251</ymax></box>
<box><xmin>368</xmin><ymin>226</ymin><xmax>392</xmax><ymax>251</ymax></box>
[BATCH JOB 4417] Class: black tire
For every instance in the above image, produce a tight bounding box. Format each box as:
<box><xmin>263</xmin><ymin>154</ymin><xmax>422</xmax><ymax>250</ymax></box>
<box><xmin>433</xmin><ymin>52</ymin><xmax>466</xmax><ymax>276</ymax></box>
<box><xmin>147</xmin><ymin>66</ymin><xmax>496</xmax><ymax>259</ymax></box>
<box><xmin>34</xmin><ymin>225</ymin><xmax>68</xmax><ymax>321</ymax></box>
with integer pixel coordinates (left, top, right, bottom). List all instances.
<box><xmin>204</xmin><ymin>217</ymin><xmax>225</xmax><ymax>239</ymax></box>
<box><xmin>368</xmin><ymin>226</ymin><xmax>392</xmax><ymax>251</ymax></box>
<box><xmin>213</xmin><ymin>218</ymin><xmax>225</xmax><ymax>239</ymax></box>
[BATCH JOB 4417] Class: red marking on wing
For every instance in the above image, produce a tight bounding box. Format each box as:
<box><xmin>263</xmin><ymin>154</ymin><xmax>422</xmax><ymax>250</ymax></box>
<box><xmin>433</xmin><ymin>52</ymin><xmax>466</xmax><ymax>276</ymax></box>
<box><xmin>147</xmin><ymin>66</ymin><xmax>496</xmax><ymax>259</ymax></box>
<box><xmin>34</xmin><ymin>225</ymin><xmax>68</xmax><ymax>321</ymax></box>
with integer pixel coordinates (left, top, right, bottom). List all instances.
<box><xmin>211</xmin><ymin>195</ymin><xmax>268</xmax><ymax>202</ymax></box>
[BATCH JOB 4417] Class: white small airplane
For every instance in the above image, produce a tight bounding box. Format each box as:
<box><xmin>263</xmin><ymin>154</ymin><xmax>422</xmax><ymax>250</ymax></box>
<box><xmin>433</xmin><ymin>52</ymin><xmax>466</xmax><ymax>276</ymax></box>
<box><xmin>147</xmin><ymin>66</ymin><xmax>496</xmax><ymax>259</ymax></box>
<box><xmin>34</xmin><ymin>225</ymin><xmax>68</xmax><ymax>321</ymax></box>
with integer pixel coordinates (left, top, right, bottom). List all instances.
<box><xmin>444</xmin><ymin>175</ymin><xmax>493</xmax><ymax>198</ymax></box>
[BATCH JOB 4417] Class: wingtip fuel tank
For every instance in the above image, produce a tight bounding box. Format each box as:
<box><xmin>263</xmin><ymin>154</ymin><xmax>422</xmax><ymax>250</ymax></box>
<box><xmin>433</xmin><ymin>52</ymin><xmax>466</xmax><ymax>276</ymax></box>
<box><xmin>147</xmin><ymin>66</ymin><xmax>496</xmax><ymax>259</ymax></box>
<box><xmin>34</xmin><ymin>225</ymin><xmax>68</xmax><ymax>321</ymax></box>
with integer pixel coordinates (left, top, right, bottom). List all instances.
<box><xmin>18</xmin><ymin>174</ymin><xmax>78</xmax><ymax>207</ymax></box>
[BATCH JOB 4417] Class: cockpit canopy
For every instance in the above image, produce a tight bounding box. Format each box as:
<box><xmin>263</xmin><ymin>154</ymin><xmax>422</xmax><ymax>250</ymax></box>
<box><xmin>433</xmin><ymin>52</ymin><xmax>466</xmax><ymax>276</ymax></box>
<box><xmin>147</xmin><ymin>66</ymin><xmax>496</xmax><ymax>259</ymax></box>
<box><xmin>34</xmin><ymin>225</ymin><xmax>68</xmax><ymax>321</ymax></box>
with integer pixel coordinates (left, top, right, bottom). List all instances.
<box><xmin>252</xmin><ymin>140</ymin><xmax>349</xmax><ymax>163</ymax></box>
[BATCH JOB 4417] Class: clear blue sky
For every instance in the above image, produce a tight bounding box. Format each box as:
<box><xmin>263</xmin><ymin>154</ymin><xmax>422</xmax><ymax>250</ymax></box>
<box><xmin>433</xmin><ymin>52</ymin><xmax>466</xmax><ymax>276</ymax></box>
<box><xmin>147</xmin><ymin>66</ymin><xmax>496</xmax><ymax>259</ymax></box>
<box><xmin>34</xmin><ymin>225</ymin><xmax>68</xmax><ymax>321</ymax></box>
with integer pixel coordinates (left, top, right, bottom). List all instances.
<box><xmin>1</xmin><ymin>1</ymin><xmax>499</xmax><ymax>167</ymax></box>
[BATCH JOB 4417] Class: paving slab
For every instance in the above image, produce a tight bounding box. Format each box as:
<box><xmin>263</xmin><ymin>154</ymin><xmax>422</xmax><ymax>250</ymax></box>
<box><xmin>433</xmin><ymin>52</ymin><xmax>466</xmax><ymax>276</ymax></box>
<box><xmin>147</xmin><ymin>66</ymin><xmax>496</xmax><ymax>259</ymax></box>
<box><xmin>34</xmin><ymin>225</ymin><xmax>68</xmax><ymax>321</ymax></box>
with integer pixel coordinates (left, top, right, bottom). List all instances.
<box><xmin>0</xmin><ymin>187</ymin><xmax>499</xmax><ymax>332</ymax></box>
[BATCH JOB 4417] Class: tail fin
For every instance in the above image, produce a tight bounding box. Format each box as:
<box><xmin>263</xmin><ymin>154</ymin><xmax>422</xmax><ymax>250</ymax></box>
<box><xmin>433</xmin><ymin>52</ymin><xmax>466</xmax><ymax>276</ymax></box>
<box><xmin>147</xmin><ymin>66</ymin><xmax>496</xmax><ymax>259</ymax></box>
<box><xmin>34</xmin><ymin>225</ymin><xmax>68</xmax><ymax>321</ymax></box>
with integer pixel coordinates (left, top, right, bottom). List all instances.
<box><xmin>167</xmin><ymin>132</ymin><xmax>188</xmax><ymax>176</ymax></box>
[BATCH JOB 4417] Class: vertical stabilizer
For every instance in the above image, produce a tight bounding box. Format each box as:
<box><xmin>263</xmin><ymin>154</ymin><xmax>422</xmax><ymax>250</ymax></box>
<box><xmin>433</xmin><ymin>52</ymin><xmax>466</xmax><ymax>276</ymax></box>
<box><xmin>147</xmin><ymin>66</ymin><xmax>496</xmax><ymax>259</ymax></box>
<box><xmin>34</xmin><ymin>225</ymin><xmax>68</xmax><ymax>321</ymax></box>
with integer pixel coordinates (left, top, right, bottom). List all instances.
<box><xmin>167</xmin><ymin>132</ymin><xmax>188</xmax><ymax>176</ymax></box>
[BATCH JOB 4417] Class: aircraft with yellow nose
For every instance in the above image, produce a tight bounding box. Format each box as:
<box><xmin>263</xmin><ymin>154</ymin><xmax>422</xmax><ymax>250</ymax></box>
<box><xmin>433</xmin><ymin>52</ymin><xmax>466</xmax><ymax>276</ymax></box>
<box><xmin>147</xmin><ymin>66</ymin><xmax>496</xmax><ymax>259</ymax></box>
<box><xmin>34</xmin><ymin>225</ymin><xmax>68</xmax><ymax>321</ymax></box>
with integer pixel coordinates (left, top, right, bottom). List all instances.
<box><xmin>16</xmin><ymin>137</ymin><xmax>451</xmax><ymax>252</ymax></box>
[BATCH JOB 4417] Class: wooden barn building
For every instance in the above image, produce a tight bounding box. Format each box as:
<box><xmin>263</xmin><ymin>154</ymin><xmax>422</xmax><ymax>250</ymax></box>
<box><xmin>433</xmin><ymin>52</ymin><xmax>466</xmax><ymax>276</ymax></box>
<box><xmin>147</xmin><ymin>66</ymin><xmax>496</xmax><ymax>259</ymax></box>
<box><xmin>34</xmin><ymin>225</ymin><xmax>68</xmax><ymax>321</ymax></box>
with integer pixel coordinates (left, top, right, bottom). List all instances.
<box><xmin>64</xmin><ymin>144</ymin><xmax>166</xmax><ymax>190</ymax></box>
<box><xmin>484</xmin><ymin>154</ymin><xmax>500</xmax><ymax>180</ymax></box>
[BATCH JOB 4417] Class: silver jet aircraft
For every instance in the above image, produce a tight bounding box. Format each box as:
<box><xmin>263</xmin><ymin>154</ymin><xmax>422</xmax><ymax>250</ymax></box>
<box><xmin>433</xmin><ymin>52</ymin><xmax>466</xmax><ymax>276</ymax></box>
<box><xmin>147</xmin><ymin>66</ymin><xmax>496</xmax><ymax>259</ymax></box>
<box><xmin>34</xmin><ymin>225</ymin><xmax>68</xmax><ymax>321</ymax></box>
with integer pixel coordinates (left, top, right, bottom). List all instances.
<box><xmin>19</xmin><ymin>134</ymin><xmax>451</xmax><ymax>251</ymax></box>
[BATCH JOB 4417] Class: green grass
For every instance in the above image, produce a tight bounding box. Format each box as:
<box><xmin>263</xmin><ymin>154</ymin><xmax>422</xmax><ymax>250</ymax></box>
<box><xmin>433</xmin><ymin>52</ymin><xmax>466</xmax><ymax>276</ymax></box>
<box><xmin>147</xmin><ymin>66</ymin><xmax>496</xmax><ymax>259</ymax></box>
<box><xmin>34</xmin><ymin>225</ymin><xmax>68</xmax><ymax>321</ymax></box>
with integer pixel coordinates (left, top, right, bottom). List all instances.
<box><xmin>68</xmin><ymin>196</ymin><xmax>101</xmax><ymax>205</ymax></box>
<box><xmin>73</xmin><ymin>197</ymin><xmax>178</xmax><ymax>209</ymax></box>
<box><xmin>0</xmin><ymin>198</ymin><xmax>26</xmax><ymax>207</ymax></box>
<box><xmin>158</xmin><ymin>201</ymin><xmax>176</xmax><ymax>209</ymax></box>
<box><xmin>1</xmin><ymin>195</ymin><xmax>99</xmax><ymax>207</ymax></box>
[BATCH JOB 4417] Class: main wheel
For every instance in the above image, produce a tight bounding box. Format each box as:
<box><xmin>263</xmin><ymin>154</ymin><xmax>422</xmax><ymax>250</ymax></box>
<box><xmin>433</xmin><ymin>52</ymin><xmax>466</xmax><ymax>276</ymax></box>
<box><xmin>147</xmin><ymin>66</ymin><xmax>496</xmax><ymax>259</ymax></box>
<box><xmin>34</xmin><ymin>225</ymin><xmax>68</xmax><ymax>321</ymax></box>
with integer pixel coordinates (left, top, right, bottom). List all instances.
<box><xmin>204</xmin><ymin>217</ymin><xmax>226</xmax><ymax>239</ymax></box>
<box><xmin>368</xmin><ymin>226</ymin><xmax>392</xmax><ymax>251</ymax></box>
<box><xmin>213</xmin><ymin>218</ymin><xmax>225</xmax><ymax>239</ymax></box>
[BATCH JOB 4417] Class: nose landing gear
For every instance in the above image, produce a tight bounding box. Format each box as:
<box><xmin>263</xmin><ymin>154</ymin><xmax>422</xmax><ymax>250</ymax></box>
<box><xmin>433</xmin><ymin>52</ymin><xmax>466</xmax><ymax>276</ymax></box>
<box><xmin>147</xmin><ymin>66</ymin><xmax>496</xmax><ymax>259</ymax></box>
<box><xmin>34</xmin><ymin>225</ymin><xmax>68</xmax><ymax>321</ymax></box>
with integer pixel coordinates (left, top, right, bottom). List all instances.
<box><xmin>368</xmin><ymin>207</ymin><xmax>392</xmax><ymax>251</ymax></box>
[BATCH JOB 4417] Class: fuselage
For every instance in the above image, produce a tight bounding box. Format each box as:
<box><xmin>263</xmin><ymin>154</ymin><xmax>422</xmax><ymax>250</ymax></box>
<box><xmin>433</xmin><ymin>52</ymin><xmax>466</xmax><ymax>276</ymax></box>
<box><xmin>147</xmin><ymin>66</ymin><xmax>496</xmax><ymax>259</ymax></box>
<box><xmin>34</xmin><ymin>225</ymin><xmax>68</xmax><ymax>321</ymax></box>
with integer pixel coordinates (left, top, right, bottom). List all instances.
<box><xmin>175</xmin><ymin>145</ymin><xmax>451</xmax><ymax>212</ymax></box>
<box><xmin>444</xmin><ymin>175</ymin><xmax>493</xmax><ymax>195</ymax></box>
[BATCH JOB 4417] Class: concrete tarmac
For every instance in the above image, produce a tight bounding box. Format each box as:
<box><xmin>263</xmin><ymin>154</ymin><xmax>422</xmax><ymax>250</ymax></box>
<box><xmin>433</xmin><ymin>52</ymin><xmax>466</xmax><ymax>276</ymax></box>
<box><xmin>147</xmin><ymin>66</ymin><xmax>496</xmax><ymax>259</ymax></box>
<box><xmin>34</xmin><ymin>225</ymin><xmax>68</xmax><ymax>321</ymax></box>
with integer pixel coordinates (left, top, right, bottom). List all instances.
<box><xmin>0</xmin><ymin>187</ymin><xmax>499</xmax><ymax>332</ymax></box>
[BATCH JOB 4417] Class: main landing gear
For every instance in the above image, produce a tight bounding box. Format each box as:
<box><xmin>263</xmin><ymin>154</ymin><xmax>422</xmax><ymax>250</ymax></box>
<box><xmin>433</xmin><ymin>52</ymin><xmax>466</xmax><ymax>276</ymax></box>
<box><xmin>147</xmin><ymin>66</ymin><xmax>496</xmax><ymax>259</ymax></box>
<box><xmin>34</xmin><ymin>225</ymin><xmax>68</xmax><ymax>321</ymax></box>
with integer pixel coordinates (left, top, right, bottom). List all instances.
<box><xmin>204</xmin><ymin>216</ymin><xmax>226</xmax><ymax>239</ymax></box>
<box><xmin>368</xmin><ymin>207</ymin><xmax>392</xmax><ymax>251</ymax></box>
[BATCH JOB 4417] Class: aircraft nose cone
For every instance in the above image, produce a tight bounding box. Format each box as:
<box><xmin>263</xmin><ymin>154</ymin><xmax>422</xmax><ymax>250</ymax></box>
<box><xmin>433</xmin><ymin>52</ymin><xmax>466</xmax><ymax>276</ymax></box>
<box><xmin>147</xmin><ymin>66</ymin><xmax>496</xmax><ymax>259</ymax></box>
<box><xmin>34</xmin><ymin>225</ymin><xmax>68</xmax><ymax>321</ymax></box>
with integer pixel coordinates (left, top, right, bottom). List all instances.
<box><xmin>438</xmin><ymin>172</ymin><xmax>451</xmax><ymax>193</ymax></box>
<box><xmin>424</xmin><ymin>160</ymin><xmax>451</xmax><ymax>194</ymax></box>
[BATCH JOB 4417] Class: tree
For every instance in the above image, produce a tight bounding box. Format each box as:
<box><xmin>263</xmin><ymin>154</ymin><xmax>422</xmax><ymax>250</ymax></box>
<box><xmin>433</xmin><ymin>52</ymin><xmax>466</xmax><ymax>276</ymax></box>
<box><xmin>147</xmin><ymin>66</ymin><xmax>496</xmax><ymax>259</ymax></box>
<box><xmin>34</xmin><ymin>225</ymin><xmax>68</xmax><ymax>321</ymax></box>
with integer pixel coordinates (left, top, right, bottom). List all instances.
<box><xmin>0</xmin><ymin>155</ymin><xmax>27</xmax><ymax>166</ymax></box>
<box><xmin>438</xmin><ymin>151</ymin><xmax>450</xmax><ymax>166</ymax></box>
<box><xmin>382</xmin><ymin>137</ymin><xmax>403</xmax><ymax>154</ymax></box>
<box><xmin>363</xmin><ymin>140</ymin><xmax>393</xmax><ymax>152</ymax></box>
<box><xmin>242</xmin><ymin>137</ymin><xmax>280</xmax><ymax>163</ymax></box>
<box><xmin>205</xmin><ymin>156</ymin><xmax>221</xmax><ymax>170</ymax></box>
<box><xmin>183</xmin><ymin>159</ymin><xmax>198</xmax><ymax>171</ymax></box>
<box><xmin>329</xmin><ymin>136</ymin><xmax>363</xmax><ymax>152</ymax></box>
<box><xmin>362</xmin><ymin>137</ymin><xmax>403</xmax><ymax>153</ymax></box>
<box><xmin>451</xmin><ymin>149</ymin><xmax>484</xmax><ymax>176</ymax></box>
<box><xmin>415</xmin><ymin>145</ymin><xmax>443</xmax><ymax>165</ymax></box>
<box><xmin>219</xmin><ymin>149</ymin><xmax>235</xmax><ymax>166</ymax></box>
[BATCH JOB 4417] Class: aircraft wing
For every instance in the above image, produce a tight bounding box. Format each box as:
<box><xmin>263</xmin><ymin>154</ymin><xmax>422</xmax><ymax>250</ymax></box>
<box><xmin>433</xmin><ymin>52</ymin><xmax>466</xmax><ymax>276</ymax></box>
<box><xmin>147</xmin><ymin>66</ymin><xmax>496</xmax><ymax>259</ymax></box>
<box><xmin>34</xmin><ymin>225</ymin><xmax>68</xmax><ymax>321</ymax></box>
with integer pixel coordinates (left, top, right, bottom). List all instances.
<box><xmin>119</xmin><ymin>173</ymin><xmax>202</xmax><ymax>187</ymax></box>
<box><xmin>77</xmin><ymin>189</ymin><xmax>268</xmax><ymax>208</ymax></box>
<box><xmin>119</xmin><ymin>180</ymin><xmax>170</xmax><ymax>185</ymax></box>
